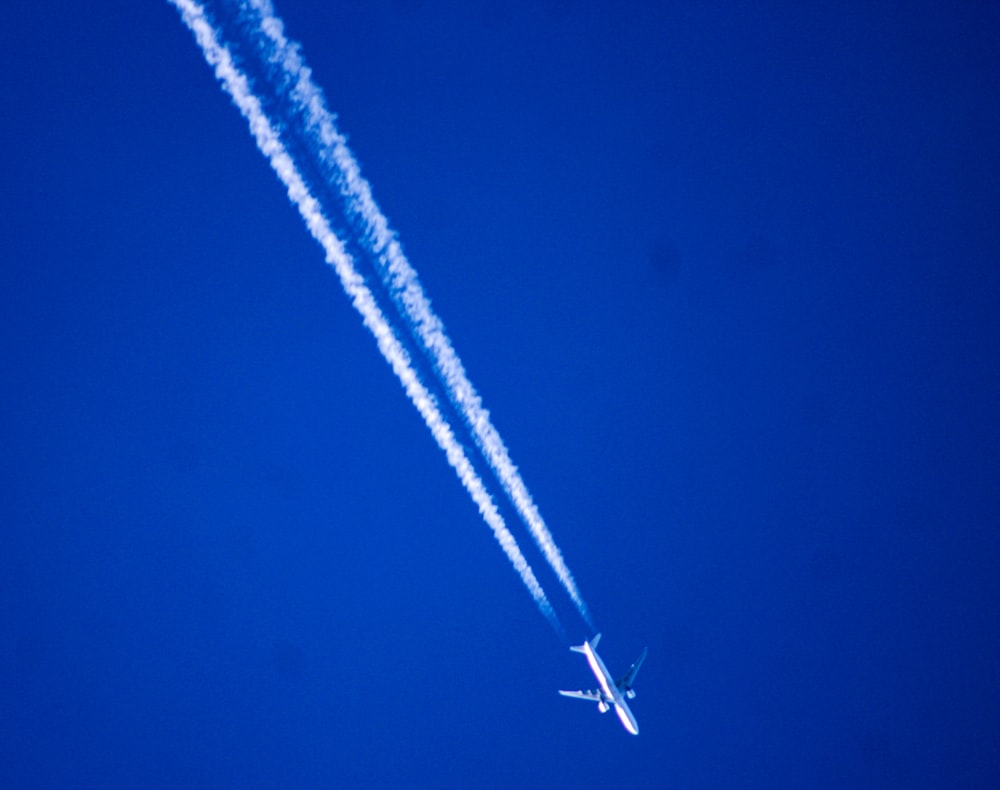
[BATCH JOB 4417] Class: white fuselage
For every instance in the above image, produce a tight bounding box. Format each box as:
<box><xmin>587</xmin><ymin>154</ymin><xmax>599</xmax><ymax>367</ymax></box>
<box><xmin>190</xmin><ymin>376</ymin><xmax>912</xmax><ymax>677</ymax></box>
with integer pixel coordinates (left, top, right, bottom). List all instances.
<box><xmin>580</xmin><ymin>641</ymin><xmax>639</xmax><ymax>735</ymax></box>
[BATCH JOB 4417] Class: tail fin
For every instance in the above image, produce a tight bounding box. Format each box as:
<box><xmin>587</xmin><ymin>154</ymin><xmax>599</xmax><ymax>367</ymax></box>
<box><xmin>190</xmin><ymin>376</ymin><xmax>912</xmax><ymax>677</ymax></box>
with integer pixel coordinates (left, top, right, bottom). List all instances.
<box><xmin>570</xmin><ymin>633</ymin><xmax>601</xmax><ymax>653</ymax></box>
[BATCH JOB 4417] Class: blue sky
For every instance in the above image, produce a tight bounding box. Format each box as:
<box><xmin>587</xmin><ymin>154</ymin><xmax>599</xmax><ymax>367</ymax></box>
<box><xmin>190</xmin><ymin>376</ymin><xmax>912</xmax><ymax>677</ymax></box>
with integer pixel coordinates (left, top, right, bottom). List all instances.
<box><xmin>2</xmin><ymin>1</ymin><xmax>998</xmax><ymax>787</ymax></box>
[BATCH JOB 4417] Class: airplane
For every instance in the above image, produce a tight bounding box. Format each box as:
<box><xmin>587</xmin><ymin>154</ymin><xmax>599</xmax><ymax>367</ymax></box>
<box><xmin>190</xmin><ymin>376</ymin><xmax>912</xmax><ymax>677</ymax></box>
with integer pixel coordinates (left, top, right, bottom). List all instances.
<box><xmin>559</xmin><ymin>633</ymin><xmax>647</xmax><ymax>735</ymax></box>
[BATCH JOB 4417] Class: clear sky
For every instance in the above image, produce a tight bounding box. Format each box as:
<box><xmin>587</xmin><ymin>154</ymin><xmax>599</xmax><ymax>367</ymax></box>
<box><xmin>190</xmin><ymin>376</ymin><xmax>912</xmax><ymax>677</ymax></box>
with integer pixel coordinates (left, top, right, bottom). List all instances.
<box><xmin>2</xmin><ymin>1</ymin><xmax>998</xmax><ymax>787</ymax></box>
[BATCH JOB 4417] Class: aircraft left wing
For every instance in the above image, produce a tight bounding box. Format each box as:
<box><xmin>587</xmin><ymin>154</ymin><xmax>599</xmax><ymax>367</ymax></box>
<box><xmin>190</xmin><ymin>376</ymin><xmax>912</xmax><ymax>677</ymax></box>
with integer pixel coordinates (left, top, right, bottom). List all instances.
<box><xmin>558</xmin><ymin>689</ymin><xmax>603</xmax><ymax>702</ymax></box>
<box><xmin>616</xmin><ymin>647</ymin><xmax>648</xmax><ymax>695</ymax></box>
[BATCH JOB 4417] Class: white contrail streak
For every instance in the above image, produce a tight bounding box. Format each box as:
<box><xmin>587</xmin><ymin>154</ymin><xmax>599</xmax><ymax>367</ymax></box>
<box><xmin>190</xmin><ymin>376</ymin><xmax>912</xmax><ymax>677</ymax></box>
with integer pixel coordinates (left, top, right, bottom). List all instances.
<box><xmin>168</xmin><ymin>0</ymin><xmax>563</xmax><ymax>636</ymax></box>
<box><xmin>238</xmin><ymin>0</ymin><xmax>594</xmax><ymax>629</ymax></box>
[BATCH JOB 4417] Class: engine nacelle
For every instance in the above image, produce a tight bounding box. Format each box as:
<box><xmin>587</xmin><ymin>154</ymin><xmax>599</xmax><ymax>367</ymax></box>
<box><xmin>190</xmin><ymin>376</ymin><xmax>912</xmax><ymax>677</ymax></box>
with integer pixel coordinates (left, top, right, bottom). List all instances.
<box><xmin>625</xmin><ymin>689</ymin><xmax>636</xmax><ymax>700</ymax></box>
<box><xmin>597</xmin><ymin>701</ymin><xmax>610</xmax><ymax>714</ymax></box>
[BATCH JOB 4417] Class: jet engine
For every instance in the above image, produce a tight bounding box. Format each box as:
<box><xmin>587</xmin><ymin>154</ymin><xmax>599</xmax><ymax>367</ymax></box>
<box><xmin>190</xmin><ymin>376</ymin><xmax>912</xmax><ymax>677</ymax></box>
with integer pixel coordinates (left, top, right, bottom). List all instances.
<box><xmin>597</xmin><ymin>701</ymin><xmax>610</xmax><ymax>714</ymax></box>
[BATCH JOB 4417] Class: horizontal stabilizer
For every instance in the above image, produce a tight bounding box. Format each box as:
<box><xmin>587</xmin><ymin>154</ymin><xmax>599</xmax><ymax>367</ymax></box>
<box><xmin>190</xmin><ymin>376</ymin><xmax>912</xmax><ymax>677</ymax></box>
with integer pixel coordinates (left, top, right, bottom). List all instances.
<box><xmin>570</xmin><ymin>633</ymin><xmax>601</xmax><ymax>653</ymax></box>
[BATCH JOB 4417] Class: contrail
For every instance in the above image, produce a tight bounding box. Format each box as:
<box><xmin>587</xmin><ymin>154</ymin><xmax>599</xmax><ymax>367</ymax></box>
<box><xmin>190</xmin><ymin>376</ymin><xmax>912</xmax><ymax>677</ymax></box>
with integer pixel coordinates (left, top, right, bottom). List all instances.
<box><xmin>168</xmin><ymin>0</ymin><xmax>563</xmax><ymax>637</ymax></box>
<box><xmin>237</xmin><ymin>0</ymin><xmax>594</xmax><ymax>630</ymax></box>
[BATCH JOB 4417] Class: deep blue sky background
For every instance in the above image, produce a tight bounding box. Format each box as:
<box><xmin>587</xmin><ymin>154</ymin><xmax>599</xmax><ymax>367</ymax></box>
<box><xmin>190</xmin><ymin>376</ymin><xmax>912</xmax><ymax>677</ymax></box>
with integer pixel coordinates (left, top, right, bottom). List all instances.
<box><xmin>2</xmin><ymin>1</ymin><xmax>998</xmax><ymax>787</ymax></box>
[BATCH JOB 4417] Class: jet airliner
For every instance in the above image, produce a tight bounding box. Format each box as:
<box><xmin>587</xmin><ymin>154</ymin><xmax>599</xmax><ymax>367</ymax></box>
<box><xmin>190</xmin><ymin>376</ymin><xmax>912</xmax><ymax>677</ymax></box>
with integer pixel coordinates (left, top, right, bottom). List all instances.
<box><xmin>559</xmin><ymin>633</ymin><xmax>647</xmax><ymax>735</ymax></box>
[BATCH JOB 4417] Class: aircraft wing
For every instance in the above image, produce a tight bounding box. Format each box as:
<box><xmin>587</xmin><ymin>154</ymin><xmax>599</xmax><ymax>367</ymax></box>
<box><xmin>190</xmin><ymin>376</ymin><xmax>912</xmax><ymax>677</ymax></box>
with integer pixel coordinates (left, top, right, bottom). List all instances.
<box><xmin>616</xmin><ymin>647</ymin><xmax>648</xmax><ymax>692</ymax></box>
<box><xmin>558</xmin><ymin>689</ymin><xmax>603</xmax><ymax>703</ymax></box>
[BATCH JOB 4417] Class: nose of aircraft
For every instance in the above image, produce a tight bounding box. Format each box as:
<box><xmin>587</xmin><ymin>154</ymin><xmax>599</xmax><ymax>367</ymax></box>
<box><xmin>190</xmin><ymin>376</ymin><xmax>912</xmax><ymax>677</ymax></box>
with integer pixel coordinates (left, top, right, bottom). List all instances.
<box><xmin>616</xmin><ymin>705</ymin><xmax>639</xmax><ymax>735</ymax></box>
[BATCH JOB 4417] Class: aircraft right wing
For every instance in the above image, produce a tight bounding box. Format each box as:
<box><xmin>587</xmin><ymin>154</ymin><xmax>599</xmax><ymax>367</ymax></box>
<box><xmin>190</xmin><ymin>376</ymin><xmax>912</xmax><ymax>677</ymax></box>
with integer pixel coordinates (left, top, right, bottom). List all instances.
<box><xmin>558</xmin><ymin>689</ymin><xmax>603</xmax><ymax>702</ymax></box>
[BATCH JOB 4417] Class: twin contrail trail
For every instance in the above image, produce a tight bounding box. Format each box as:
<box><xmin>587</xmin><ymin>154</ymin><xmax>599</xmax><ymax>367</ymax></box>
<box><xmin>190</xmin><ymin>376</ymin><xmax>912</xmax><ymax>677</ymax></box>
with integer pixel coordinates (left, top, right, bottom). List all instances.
<box><xmin>238</xmin><ymin>0</ymin><xmax>593</xmax><ymax>630</ymax></box>
<box><xmin>169</xmin><ymin>0</ymin><xmax>590</xmax><ymax>633</ymax></box>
